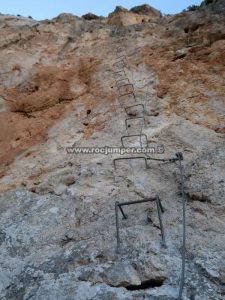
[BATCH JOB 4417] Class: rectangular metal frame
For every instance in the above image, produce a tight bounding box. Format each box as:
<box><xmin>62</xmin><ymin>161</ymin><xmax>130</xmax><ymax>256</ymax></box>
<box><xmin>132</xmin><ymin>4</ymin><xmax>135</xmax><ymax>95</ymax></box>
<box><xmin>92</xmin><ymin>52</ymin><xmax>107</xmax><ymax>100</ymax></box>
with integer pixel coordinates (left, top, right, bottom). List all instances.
<box><xmin>125</xmin><ymin>117</ymin><xmax>146</xmax><ymax>130</ymax></box>
<box><xmin>118</xmin><ymin>83</ymin><xmax>134</xmax><ymax>97</ymax></box>
<box><xmin>121</xmin><ymin>133</ymin><xmax>148</xmax><ymax>148</ymax></box>
<box><xmin>114</xmin><ymin>70</ymin><xmax>127</xmax><ymax>81</ymax></box>
<box><xmin>113</xmin><ymin>60</ymin><xmax>126</xmax><ymax>69</ymax></box>
<box><xmin>115</xmin><ymin>196</ymin><xmax>166</xmax><ymax>251</ymax></box>
<box><xmin>125</xmin><ymin>104</ymin><xmax>145</xmax><ymax>116</ymax></box>
<box><xmin>118</xmin><ymin>92</ymin><xmax>137</xmax><ymax>104</ymax></box>
<box><xmin>113</xmin><ymin>156</ymin><xmax>149</xmax><ymax>170</ymax></box>
<box><xmin>117</xmin><ymin>46</ymin><xmax>126</xmax><ymax>53</ymax></box>
<box><xmin>116</xmin><ymin>78</ymin><xmax>130</xmax><ymax>87</ymax></box>
<box><xmin>116</xmin><ymin>55</ymin><xmax>126</xmax><ymax>61</ymax></box>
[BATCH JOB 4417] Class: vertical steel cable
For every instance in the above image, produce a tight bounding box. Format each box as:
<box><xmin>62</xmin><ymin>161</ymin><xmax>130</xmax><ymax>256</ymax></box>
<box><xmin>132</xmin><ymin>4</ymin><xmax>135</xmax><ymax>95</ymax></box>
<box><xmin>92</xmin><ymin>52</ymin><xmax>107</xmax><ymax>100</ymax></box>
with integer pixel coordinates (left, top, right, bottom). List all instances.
<box><xmin>178</xmin><ymin>158</ymin><xmax>186</xmax><ymax>300</ymax></box>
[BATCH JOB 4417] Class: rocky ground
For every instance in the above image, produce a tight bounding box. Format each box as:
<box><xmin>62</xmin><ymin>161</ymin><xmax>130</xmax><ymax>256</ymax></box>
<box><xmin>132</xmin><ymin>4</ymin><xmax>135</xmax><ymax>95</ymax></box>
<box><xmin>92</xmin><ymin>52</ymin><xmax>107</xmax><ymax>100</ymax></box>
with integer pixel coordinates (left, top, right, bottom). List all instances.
<box><xmin>0</xmin><ymin>1</ymin><xmax>225</xmax><ymax>299</ymax></box>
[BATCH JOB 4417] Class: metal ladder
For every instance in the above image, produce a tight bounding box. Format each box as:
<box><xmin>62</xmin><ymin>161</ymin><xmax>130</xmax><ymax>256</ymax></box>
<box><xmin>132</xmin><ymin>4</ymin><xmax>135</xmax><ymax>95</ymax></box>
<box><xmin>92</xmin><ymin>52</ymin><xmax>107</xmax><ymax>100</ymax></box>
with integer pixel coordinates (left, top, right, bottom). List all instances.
<box><xmin>111</xmin><ymin>45</ymin><xmax>186</xmax><ymax>300</ymax></box>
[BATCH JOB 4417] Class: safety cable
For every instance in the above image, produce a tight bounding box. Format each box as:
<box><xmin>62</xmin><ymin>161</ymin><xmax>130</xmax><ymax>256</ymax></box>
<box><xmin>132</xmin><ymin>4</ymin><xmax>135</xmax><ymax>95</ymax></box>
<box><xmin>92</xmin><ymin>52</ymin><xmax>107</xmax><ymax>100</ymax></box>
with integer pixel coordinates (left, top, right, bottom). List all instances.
<box><xmin>177</xmin><ymin>158</ymin><xmax>186</xmax><ymax>300</ymax></box>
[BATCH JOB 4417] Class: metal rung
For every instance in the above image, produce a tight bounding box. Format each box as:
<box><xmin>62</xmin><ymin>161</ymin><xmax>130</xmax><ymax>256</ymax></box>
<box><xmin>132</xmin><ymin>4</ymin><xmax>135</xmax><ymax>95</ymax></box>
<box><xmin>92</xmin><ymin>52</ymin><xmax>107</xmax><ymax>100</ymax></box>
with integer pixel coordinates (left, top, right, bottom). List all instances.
<box><xmin>113</xmin><ymin>156</ymin><xmax>149</xmax><ymax>170</ymax></box>
<box><xmin>125</xmin><ymin>104</ymin><xmax>145</xmax><ymax>116</ymax></box>
<box><xmin>121</xmin><ymin>133</ymin><xmax>148</xmax><ymax>148</ymax></box>
<box><xmin>116</xmin><ymin>55</ymin><xmax>126</xmax><ymax>61</ymax></box>
<box><xmin>118</xmin><ymin>92</ymin><xmax>137</xmax><ymax>103</ymax></box>
<box><xmin>116</xmin><ymin>78</ymin><xmax>130</xmax><ymax>87</ymax></box>
<box><xmin>114</xmin><ymin>70</ymin><xmax>126</xmax><ymax>76</ymax></box>
<box><xmin>125</xmin><ymin>117</ymin><xmax>146</xmax><ymax>130</ymax></box>
<box><xmin>113</xmin><ymin>60</ymin><xmax>126</xmax><ymax>69</ymax></box>
<box><xmin>115</xmin><ymin>195</ymin><xmax>166</xmax><ymax>251</ymax></box>
<box><xmin>114</xmin><ymin>70</ymin><xmax>126</xmax><ymax>80</ymax></box>
<box><xmin>118</xmin><ymin>83</ymin><xmax>134</xmax><ymax>97</ymax></box>
<box><xmin>117</xmin><ymin>46</ymin><xmax>126</xmax><ymax>53</ymax></box>
<box><xmin>114</xmin><ymin>69</ymin><xmax>126</xmax><ymax>77</ymax></box>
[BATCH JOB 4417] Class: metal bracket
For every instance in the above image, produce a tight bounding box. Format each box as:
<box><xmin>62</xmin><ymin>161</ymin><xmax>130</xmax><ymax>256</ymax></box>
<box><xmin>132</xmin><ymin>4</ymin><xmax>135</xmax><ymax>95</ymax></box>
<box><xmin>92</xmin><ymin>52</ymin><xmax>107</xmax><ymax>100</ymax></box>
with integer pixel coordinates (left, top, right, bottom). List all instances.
<box><xmin>115</xmin><ymin>195</ymin><xmax>166</xmax><ymax>251</ymax></box>
<box><xmin>118</xmin><ymin>92</ymin><xmax>137</xmax><ymax>104</ymax></box>
<box><xmin>117</xmin><ymin>46</ymin><xmax>126</xmax><ymax>53</ymax></box>
<box><xmin>121</xmin><ymin>133</ymin><xmax>148</xmax><ymax>148</ymax></box>
<box><xmin>125</xmin><ymin>104</ymin><xmax>145</xmax><ymax>116</ymax></box>
<box><xmin>114</xmin><ymin>69</ymin><xmax>126</xmax><ymax>77</ymax></box>
<box><xmin>116</xmin><ymin>55</ymin><xmax>126</xmax><ymax>61</ymax></box>
<box><xmin>125</xmin><ymin>117</ymin><xmax>146</xmax><ymax>130</ymax></box>
<box><xmin>113</xmin><ymin>156</ymin><xmax>149</xmax><ymax>170</ymax></box>
<box><xmin>116</xmin><ymin>78</ymin><xmax>130</xmax><ymax>87</ymax></box>
<box><xmin>113</xmin><ymin>60</ymin><xmax>126</xmax><ymax>69</ymax></box>
<box><xmin>118</xmin><ymin>83</ymin><xmax>134</xmax><ymax>97</ymax></box>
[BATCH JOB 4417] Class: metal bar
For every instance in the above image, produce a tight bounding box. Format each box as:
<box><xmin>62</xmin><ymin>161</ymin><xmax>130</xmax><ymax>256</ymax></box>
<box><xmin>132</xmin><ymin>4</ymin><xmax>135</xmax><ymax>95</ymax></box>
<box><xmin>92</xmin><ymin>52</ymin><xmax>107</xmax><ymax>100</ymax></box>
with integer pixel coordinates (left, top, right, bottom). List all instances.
<box><xmin>118</xmin><ymin>205</ymin><xmax>128</xmax><ymax>219</ymax></box>
<box><xmin>158</xmin><ymin>198</ymin><xmax>165</xmax><ymax>213</ymax></box>
<box><xmin>115</xmin><ymin>197</ymin><xmax>166</xmax><ymax>250</ymax></box>
<box><xmin>125</xmin><ymin>117</ymin><xmax>146</xmax><ymax>130</ymax></box>
<box><xmin>118</xmin><ymin>92</ymin><xmax>137</xmax><ymax>103</ymax></box>
<box><xmin>118</xmin><ymin>83</ymin><xmax>134</xmax><ymax>97</ymax></box>
<box><xmin>125</xmin><ymin>104</ymin><xmax>145</xmax><ymax>116</ymax></box>
<box><xmin>118</xmin><ymin>198</ymin><xmax>156</xmax><ymax>207</ymax></box>
<box><xmin>143</xmin><ymin>153</ymin><xmax>179</xmax><ymax>163</ymax></box>
<box><xmin>114</xmin><ymin>70</ymin><xmax>126</xmax><ymax>77</ymax></box>
<box><xmin>114</xmin><ymin>69</ymin><xmax>126</xmax><ymax>77</ymax></box>
<box><xmin>116</xmin><ymin>55</ymin><xmax>126</xmax><ymax>61</ymax></box>
<box><xmin>113</xmin><ymin>58</ymin><xmax>126</xmax><ymax>66</ymax></box>
<box><xmin>156</xmin><ymin>195</ymin><xmax>166</xmax><ymax>247</ymax></box>
<box><xmin>113</xmin><ymin>60</ymin><xmax>126</xmax><ymax>68</ymax></box>
<box><xmin>121</xmin><ymin>134</ymin><xmax>148</xmax><ymax>148</ymax></box>
<box><xmin>113</xmin><ymin>156</ymin><xmax>149</xmax><ymax>170</ymax></box>
<box><xmin>117</xmin><ymin>46</ymin><xmax>126</xmax><ymax>53</ymax></box>
<box><xmin>178</xmin><ymin>153</ymin><xmax>186</xmax><ymax>300</ymax></box>
<box><xmin>116</xmin><ymin>78</ymin><xmax>130</xmax><ymax>87</ymax></box>
<box><xmin>115</xmin><ymin>201</ymin><xmax>120</xmax><ymax>252</ymax></box>
<box><xmin>147</xmin><ymin>157</ymin><xmax>175</xmax><ymax>163</ymax></box>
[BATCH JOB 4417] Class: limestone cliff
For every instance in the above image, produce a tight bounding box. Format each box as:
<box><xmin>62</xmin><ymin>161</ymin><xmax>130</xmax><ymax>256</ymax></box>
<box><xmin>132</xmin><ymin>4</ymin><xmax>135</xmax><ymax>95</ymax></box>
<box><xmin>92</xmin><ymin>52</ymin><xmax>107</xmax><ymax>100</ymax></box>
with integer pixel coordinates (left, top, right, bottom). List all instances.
<box><xmin>0</xmin><ymin>1</ymin><xmax>225</xmax><ymax>299</ymax></box>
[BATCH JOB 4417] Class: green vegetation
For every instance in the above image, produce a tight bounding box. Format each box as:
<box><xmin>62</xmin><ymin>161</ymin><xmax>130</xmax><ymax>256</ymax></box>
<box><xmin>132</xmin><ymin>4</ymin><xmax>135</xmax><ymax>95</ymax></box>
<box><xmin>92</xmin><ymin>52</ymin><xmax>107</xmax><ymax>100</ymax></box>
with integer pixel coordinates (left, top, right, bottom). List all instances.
<box><xmin>184</xmin><ymin>4</ymin><xmax>200</xmax><ymax>12</ymax></box>
<box><xmin>183</xmin><ymin>0</ymin><xmax>215</xmax><ymax>12</ymax></box>
<box><xmin>204</xmin><ymin>0</ymin><xmax>214</xmax><ymax>5</ymax></box>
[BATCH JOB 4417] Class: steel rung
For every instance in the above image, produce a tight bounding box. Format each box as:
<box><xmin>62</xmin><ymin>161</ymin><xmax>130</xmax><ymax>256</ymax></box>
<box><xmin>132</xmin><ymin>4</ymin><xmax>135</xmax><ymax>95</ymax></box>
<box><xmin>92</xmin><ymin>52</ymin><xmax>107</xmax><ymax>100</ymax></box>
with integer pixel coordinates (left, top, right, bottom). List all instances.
<box><xmin>121</xmin><ymin>133</ymin><xmax>148</xmax><ymax>148</ymax></box>
<box><xmin>116</xmin><ymin>55</ymin><xmax>126</xmax><ymax>61</ymax></box>
<box><xmin>118</xmin><ymin>83</ymin><xmax>134</xmax><ymax>97</ymax></box>
<box><xmin>125</xmin><ymin>104</ymin><xmax>145</xmax><ymax>116</ymax></box>
<box><xmin>113</xmin><ymin>156</ymin><xmax>149</xmax><ymax>170</ymax></box>
<box><xmin>116</xmin><ymin>78</ymin><xmax>130</xmax><ymax>87</ymax></box>
<box><xmin>115</xmin><ymin>195</ymin><xmax>166</xmax><ymax>251</ymax></box>
<box><xmin>113</xmin><ymin>60</ymin><xmax>126</xmax><ymax>69</ymax></box>
<box><xmin>118</xmin><ymin>92</ymin><xmax>137</xmax><ymax>103</ymax></box>
<box><xmin>125</xmin><ymin>117</ymin><xmax>146</xmax><ymax>130</ymax></box>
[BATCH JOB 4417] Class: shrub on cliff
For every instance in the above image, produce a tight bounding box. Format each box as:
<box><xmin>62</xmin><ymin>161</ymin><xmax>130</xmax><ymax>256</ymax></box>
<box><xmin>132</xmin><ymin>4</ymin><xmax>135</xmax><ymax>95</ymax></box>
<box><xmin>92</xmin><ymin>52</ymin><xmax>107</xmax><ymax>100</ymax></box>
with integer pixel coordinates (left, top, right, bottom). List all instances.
<box><xmin>130</xmin><ymin>4</ymin><xmax>162</xmax><ymax>17</ymax></box>
<box><xmin>203</xmin><ymin>0</ymin><xmax>214</xmax><ymax>5</ymax></box>
<box><xmin>183</xmin><ymin>4</ymin><xmax>200</xmax><ymax>12</ymax></box>
<box><xmin>82</xmin><ymin>13</ymin><xmax>100</xmax><ymax>20</ymax></box>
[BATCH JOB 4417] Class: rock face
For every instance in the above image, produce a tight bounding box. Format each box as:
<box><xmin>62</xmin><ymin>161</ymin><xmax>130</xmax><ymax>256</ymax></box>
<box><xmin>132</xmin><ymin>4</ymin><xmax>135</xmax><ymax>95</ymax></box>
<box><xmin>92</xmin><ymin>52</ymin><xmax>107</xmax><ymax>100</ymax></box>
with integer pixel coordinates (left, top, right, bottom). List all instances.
<box><xmin>108</xmin><ymin>5</ymin><xmax>161</xmax><ymax>26</ymax></box>
<box><xmin>0</xmin><ymin>1</ymin><xmax>225</xmax><ymax>299</ymax></box>
<box><xmin>130</xmin><ymin>4</ymin><xmax>162</xmax><ymax>17</ymax></box>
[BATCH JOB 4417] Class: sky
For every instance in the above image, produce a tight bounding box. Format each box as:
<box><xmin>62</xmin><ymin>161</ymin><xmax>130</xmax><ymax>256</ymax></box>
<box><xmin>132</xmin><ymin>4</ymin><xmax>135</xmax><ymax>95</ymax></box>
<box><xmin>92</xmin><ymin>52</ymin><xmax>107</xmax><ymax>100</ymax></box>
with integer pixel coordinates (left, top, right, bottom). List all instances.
<box><xmin>0</xmin><ymin>0</ymin><xmax>203</xmax><ymax>20</ymax></box>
